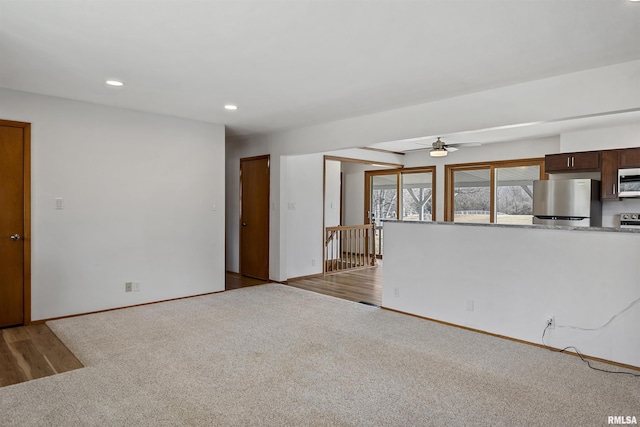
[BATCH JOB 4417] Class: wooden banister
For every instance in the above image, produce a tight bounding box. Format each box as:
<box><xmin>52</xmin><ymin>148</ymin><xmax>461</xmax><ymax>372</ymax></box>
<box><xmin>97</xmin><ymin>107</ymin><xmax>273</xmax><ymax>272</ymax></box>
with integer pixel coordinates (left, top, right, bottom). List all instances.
<box><xmin>324</xmin><ymin>224</ymin><xmax>377</xmax><ymax>274</ymax></box>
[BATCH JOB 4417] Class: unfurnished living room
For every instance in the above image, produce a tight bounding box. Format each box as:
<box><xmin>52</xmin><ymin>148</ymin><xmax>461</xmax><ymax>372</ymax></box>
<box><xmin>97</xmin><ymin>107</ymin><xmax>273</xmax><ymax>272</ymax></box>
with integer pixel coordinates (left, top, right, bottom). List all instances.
<box><xmin>1</xmin><ymin>1</ymin><xmax>639</xmax><ymax>426</ymax></box>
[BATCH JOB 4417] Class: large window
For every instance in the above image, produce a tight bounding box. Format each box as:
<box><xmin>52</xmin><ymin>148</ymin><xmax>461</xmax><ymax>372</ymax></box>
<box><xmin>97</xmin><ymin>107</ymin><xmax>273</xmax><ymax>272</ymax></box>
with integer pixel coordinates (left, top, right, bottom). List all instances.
<box><xmin>365</xmin><ymin>167</ymin><xmax>435</xmax><ymax>255</ymax></box>
<box><xmin>445</xmin><ymin>159</ymin><xmax>544</xmax><ymax>224</ymax></box>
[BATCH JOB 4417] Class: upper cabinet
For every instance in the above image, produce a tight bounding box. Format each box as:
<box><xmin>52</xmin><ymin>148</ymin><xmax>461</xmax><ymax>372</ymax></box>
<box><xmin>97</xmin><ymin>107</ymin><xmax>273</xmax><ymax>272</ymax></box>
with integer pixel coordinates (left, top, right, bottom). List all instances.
<box><xmin>618</xmin><ymin>147</ymin><xmax>640</xmax><ymax>169</ymax></box>
<box><xmin>544</xmin><ymin>151</ymin><xmax>601</xmax><ymax>173</ymax></box>
<box><xmin>545</xmin><ymin>147</ymin><xmax>640</xmax><ymax>201</ymax></box>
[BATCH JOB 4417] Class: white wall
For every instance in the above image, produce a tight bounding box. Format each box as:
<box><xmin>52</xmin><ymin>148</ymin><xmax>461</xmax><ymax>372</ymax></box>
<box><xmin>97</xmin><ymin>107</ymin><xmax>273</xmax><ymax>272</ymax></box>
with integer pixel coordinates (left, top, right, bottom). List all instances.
<box><xmin>324</xmin><ymin>160</ymin><xmax>342</xmax><ymax>227</ymax></box>
<box><xmin>0</xmin><ymin>88</ymin><xmax>226</xmax><ymax>320</ymax></box>
<box><xmin>561</xmin><ymin>122</ymin><xmax>640</xmax><ymax>152</ymax></box>
<box><xmin>342</xmin><ymin>162</ymin><xmax>370</xmax><ymax>226</ymax></box>
<box><xmin>225</xmin><ymin>140</ymin><xmax>243</xmax><ymax>274</ymax></box>
<box><xmin>226</xmin><ymin>60</ymin><xmax>640</xmax><ymax>281</ymax></box>
<box><xmin>383</xmin><ymin>221</ymin><xmax>640</xmax><ymax>368</ymax></box>
<box><xmin>285</xmin><ymin>153</ymin><xmax>324</xmax><ymax>278</ymax></box>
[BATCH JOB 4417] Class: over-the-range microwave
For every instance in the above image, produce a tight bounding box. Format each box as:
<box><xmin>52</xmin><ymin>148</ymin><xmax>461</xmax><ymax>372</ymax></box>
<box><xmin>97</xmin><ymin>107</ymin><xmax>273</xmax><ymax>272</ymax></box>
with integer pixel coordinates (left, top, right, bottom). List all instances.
<box><xmin>618</xmin><ymin>168</ymin><xmax>640</xmax><ymax>198</ymax></box>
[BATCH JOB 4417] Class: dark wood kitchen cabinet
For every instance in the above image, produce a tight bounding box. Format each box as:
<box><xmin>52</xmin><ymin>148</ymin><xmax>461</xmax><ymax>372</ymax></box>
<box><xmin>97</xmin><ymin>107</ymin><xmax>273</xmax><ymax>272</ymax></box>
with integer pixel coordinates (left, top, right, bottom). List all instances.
<box><xmin>618</xmin><ymin>147</ymin><xmax>640</xmax><ymax>168</ymax></box>
<box><xmin>545</xmin><ymin>151</ymin><xmax>601</xmax><ymax>173</ymax></box>
<box><xmin>600</xmin><ymin>150</ymin><xmax>619</xmax><ymax>200</ymax></box>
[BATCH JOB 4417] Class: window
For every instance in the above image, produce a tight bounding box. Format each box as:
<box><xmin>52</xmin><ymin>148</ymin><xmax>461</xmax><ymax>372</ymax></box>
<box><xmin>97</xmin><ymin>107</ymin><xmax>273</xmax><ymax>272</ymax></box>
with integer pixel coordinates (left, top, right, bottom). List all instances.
<box><xmin>495</xmin><ymin>165</ymin><xmax>540</xmax><ymax>224</ymax></box>
<box><xmin>452</xmin><ymin>168</ymin><xmax>491</xmax><ymax>223</ymax></box>
<box><xmin>370</xmin><ymin>174</ymin><xmax>398</xmax><ymax>223</ymax></box>
<box><xmin>365</xmin><ymin>167</ymin><xmax>436</xmax><ymax>256</ymax></box>
<box><xmin>445</xmin><ymin>159</ymin><xmax>544</xmax><ymax>224</ymax></box>
<box><xmin>402</xmin><ymin>172</ymin><xmax>433</xmax><ymax>221</ymax></box>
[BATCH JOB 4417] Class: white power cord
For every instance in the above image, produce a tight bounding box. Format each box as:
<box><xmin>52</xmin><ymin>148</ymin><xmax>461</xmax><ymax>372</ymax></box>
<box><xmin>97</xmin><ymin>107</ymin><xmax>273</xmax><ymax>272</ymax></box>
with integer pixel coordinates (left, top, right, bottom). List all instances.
<box><xmin>556</xmin><ymin>295</ymin><xmax>640</xmax><ymax>331</ymax></box>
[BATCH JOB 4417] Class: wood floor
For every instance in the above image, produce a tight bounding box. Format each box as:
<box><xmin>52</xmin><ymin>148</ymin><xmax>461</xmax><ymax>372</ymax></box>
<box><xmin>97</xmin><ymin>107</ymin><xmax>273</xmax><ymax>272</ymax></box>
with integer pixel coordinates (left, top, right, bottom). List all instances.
<box><xmin>1</xmin><ymin>267</ymin><xmax>381</xmax><ymax>388</ymax></box>
<box><xmin>225</xmin><ymin>272</ymin><xmax>271</xmax><ymax>291</ymax></box>
<box><xmin>285</xmin><ymin>266</ymin><xmax>382</xmax><ymax>306</ymax></box>
<box><xmin>0</xmin><ymin>323</ymin><xmax>83</xmax><ymax>387</ymax></box>
<box><xmin>227</xmin><ymin>264</ymin><xmax>382</xmax><ymax>307</ymax></box>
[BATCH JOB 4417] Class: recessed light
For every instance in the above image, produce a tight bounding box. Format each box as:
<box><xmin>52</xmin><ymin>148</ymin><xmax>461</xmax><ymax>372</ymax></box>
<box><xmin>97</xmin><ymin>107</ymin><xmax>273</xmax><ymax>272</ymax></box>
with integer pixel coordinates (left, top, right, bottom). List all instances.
<box><xmin>105</xmin><ymin>80</ymin><xmax>124</xmax><ymax>87</ymax></box>
<box><xmin>224</xmin><ymin>104</ymin><xmax>238</xmax><ymax>110</ymax></box>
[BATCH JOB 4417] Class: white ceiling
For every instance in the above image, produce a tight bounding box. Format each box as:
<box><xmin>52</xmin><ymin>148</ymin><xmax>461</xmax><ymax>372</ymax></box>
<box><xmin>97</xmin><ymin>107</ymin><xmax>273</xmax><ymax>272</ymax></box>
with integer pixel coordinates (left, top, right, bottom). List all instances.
<box><xmin>1</xmin><ymin>0</ymin><xmax>639</xmax><ymax>139</ymax></box>
<box><xmin>370</xmin><ymin>108</ymin><xmax>640</xmax><ymax>153</ymax></box>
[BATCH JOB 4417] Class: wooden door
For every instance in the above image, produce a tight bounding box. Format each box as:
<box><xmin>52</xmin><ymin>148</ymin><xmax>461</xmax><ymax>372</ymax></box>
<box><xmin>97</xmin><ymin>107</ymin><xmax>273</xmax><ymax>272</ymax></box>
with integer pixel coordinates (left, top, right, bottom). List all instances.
<box><xmin>240</xmin><ymin>155</ymin><xmax>270</xmax><ymax>280</ymax></box>
<box><xmin>0</xmin><ymin>120</ymin><xmax>30</xmax><ymax>328</ymax></box>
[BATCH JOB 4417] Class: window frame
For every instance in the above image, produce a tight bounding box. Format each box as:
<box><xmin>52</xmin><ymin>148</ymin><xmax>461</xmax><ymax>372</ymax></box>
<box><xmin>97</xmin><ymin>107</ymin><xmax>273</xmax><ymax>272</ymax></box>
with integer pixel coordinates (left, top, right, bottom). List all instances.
<box><xmin>444</xmin><ymin>158</ymin><xmax>546</xmax><ymax>223</ymax></box>
<box><xmin>364</xmin><ymin>166</ymin><xmax>437</xmax><ymax>223</ymax></box>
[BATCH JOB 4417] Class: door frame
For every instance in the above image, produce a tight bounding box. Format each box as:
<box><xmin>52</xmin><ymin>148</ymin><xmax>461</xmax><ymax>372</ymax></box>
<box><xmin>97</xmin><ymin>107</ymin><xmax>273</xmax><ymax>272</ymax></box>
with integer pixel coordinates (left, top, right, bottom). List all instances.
<box><xmin>239</xmin><ymin>154</ymin><xmax>270</xmax><ymax>280</ymax></box>
<box><xmin>1</xmin><ymin>119</ymin><xmax>31</xmax><ymax>325</ymax></box>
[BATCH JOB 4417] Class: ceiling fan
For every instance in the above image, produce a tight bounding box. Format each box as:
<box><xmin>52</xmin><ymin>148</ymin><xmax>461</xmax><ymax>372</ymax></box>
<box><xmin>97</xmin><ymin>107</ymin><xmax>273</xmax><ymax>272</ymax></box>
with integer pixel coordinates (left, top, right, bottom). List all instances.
<box><xmin>419</xmin><ymin>137</ymin><xmax>482</xmax><ymax>157</ymax></box>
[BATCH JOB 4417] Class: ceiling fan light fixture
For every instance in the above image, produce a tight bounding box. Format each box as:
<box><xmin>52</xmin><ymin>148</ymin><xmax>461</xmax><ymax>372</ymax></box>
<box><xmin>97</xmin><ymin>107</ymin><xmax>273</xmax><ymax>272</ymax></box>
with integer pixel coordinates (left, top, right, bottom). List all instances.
<box><xmin>105</xmin><ymin>80</ymin><xmax>124</xmax><ymax>87</ymax></box>
<box><xmin>430</xmin><ymin>147</ymin><xmax>448</xmax><ymax>157</ymax></box>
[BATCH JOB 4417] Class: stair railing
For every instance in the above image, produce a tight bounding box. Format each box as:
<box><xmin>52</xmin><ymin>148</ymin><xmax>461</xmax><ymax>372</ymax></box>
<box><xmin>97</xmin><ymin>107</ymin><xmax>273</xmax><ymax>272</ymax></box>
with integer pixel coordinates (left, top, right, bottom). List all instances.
<box><xmin>324</xmin><ymin>224</ymin><xmax>377</xmax><ymax>274</ymax></box>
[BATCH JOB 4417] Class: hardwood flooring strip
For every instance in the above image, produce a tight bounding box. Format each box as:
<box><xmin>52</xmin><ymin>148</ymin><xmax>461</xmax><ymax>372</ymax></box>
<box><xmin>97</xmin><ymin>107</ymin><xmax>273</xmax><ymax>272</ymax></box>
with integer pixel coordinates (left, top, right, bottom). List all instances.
<box><xmin>0</xmin><ymin>324</ymin><xmax>83</xmax><ymax>388</ymax></box>
<box><xmin>226</xmin><ymin>266</ymin><xmax>382</xmax><ymax>306</ymax></box>
<box><xmin>225</xmin><ymin>271</ymin><xmax>269</xmax><ymax>290</ymax></box>
<box><xmin>285</xmin><ymin>265</ymin><xmax>382</xmax><ymax>306</ymax></box>
<box><xmin>0</xmin><ymin>338</ymin><xmax>28</xmax><ymax>386</ymax></box>
<box><xmin>30</xmin><ymin>324</ymin><xmax>83</xmax><ymax>373</ymax></box>
<box><xmin>10</xmin><ymin>340</ymin><xmax>55</xmax><ymax>380</ymax></box>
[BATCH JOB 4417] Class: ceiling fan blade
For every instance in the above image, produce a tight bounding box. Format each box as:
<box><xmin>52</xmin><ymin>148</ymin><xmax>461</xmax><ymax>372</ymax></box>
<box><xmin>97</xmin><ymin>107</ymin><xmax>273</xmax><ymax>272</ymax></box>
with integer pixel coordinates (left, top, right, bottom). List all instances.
<box><xmin>446</xmin><ymin>142</ymin><xmax>482</xmax><ymax>148</ymax></box>
<box><xmin>446</xmin><ymin>146</ymin><xmax>459</xmax><ymax>152</ymax></box>
<box><xmin>414</xmin><ymin>141</ymin><xmax>435</xmax><ymax>146</ymax></box>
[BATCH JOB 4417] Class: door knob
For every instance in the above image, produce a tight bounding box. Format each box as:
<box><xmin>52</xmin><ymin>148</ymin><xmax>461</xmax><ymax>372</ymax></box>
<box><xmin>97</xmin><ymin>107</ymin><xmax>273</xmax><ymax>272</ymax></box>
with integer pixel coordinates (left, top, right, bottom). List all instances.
<box><xmin>242</xmin><ymin>223</ymin><xmax>247</xmax><ymax>226</ymax></box>
<box><xmin>10</xmin><ymin>234</ymin><xmax>21</xmax><ymax>241</ymax></box>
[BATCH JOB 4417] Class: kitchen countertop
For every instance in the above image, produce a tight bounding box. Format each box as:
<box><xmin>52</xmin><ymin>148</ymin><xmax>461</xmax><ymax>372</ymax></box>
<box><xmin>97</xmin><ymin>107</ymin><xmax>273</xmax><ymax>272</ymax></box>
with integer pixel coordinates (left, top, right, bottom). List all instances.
<box><xmin>382</xmin><ymin>219</ymin><xmax>640</xmax><ymax>233</ymax></box>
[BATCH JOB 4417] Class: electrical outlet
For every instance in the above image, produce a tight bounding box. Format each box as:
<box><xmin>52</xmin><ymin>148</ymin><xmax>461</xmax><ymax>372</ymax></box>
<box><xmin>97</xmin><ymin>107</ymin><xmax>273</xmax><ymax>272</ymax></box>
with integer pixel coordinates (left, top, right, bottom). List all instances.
<box><xmin>393</xmin><ymin>287</ymin><xmax>400</xmax><ymax>298</ymax></box>
<box><xmin>311</xmin><ymin>259</ymin><xmax>316</xmax><ymax>266</ymax></box>
<box><xmin>466</xmin><ymin>300</ymin><xmax>474</xmax><ymax>312</ymax></box>
<box><xmin>546</xmin><ymin>316</ymin><xmax>555</xmax><ymax>329</ymax></box>
<box><xmin>125</xmin><ymin>282</ymin><xmax>132</xmax><ymax>292</ymax></box>
<box><xmin>132</xmin><ymin>281</ymin><xmax>141</xmax><ymax>292</ymax></box>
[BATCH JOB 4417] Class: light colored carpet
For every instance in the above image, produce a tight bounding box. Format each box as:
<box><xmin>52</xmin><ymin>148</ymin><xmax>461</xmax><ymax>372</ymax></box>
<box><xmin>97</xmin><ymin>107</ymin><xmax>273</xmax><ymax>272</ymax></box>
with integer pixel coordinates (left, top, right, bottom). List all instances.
<box><xmin>0</xmin><ymin>284</ymin><xmax>638</xmax><ymax>426</ymax></box>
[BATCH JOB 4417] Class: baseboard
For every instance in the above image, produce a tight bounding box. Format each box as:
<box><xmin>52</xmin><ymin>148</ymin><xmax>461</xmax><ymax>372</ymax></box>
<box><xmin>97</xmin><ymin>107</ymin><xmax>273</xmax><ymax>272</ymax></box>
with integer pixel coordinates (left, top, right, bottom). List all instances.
<box><xmin>32</xmin><ymin>290</ymin><xmax>226</xmax><ymax>325</ymax></box>
<box><xmin>382</xmin><ymin>306</ymin><xmax>640</xmax><ymax>372</ymax></box>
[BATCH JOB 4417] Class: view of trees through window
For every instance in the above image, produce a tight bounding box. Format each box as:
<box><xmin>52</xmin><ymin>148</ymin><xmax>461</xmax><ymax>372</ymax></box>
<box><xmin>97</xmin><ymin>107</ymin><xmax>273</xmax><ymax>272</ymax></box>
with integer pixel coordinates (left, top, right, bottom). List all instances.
<box><xmin>496</xmin><ymin>166</ymin><xmax>537</xmax><ymax>224</ymax></box>
<box><xmin>367</xmin><ymin>168</ymin><xmax>435</xmax><ymax>255</ymax></box>
<box><xmin>453</xmin><ymin>169</ymin><xmax>491</xmax><ymax>223</ymax></box>
<box><xmin>402</xmin><ymin>172</ymin><xmax>432</xmax><ymax>221</ymax></box>
<box><xmin>448</xmin><ymin>162</ymin><xmax>542</xmax><ymax>224</ymax></box>
<box><xmin>370</xmin><ymin>174</ymin><xmax>397</xmax><ymax>224</ymax></box>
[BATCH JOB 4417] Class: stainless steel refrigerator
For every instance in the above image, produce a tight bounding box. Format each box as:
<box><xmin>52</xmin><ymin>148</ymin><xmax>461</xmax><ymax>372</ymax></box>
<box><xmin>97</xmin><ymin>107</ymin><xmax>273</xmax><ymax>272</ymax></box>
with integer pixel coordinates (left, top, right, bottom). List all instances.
<box><xmin>533</xmin><ymin>179</ymin><xmax>602</xmax><ymax>227</ymax></box>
